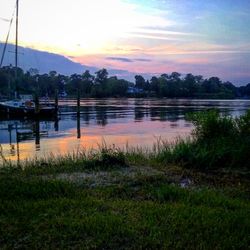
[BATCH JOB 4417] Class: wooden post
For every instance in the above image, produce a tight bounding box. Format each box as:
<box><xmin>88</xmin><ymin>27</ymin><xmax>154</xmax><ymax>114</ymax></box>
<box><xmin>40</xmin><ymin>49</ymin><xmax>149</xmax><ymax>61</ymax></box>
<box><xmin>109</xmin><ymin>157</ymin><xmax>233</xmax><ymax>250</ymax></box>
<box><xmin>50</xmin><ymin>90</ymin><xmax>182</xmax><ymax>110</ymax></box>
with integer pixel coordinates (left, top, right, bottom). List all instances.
<box><xmin>8</xmin><ymin>75</ymin><xmax>11</xmax><ymax>99</ymax></box>
<box><xmin>77</xmin><ymin>114</ymin><xmax>81</xmax><ymax>139</ymax></box>
<box><xmin>8</xmin><ymin>124</ymin><xmax>12</xmax><ymax>145</ymax></box>
<box><xmin>77</xmin><ymin>87</ymin><xmax>81</xmax><ymax>138</ymax></box>
<box><xmin>35</xmin><ymin>118</ymin><xmax>40</xmax><ymax>150</ymax></box>
<box><xmin>55</xmin><ymin>89</ymin><xmax>59</xmax><ymax>116</ymax></box>
<box><xmin>54</xmin><ymin>117</ymin><xmax>59</xmax><ymax>131</ymax></box>
<box><xmin>77</xmin><ymin>88</ymin><xmax>80</xmax><ymax>116</ymax></box>
<box><xmin>34</xmin><ymin>93</ymin><xmax>40</xmax><ymax>115</ymax></box>
<box><xmin>15</xmin><ymin>123</ymin><xmax>20</xmax><ymax>165</ymax></box>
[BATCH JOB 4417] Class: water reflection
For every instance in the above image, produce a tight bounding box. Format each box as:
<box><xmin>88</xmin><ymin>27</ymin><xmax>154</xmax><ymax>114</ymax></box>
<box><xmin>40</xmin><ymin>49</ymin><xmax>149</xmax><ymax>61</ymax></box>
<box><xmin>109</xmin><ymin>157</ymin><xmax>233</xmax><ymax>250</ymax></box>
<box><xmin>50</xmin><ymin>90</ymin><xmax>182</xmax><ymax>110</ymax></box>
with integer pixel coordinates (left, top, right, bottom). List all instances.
<box><xmin>95</xmin><ymin>106</ymin><xmax>108</xmax><ymax>126</ymax></box>
<box><xmin>35</xmin><ymin>119</ymin><xmax>40</xmax><ymax>151</ymax></box>
<box><xmin>15</xmin><ymin>124</ymin><xmax>20</xmax><ymax>164</ymax></box>
<box><xmin>0</xmin><ymin>98</ymin><xmax>249</xmax><ymax>162</ymax></box>
<box><xmin>77</xmin><ymin>113</ymin><xmax>81</xmax><ymax>139</ymax></box>
<box><xmin>54</xmin><ymin>117</ymin><xmax>59</xmax><ymax>132</ymax></box>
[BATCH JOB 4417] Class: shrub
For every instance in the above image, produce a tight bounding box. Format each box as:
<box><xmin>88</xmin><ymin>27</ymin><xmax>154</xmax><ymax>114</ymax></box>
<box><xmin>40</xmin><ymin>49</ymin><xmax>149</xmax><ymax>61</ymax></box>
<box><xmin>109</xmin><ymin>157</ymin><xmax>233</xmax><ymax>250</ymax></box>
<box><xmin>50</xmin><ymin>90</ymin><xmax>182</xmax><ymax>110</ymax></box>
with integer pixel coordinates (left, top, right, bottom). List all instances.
<box><xmin>237</xmin><ymin>109</ymin><xmax>250</xmax><ymax>137</ymax></box>
<box><xmin>187</xmin><ymin>109</ymin><xmax>237</xmax><ymax>143</ymax></box>
<box><xmin>172</xmin><ymin>109</ymin><xmax>250</xmax><ymax>170</ymax></box>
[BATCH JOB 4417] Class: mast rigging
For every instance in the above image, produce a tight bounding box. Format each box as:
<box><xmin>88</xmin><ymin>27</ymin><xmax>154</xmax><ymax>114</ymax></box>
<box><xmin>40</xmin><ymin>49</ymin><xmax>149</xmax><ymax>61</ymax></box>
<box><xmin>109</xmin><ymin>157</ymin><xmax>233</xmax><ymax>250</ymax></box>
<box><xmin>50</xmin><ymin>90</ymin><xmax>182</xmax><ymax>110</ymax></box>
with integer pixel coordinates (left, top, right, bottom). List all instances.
<box><xmin>15</xmin><ymin>0</ymin><xmax>19</xmax><ymax>80</ymax></box>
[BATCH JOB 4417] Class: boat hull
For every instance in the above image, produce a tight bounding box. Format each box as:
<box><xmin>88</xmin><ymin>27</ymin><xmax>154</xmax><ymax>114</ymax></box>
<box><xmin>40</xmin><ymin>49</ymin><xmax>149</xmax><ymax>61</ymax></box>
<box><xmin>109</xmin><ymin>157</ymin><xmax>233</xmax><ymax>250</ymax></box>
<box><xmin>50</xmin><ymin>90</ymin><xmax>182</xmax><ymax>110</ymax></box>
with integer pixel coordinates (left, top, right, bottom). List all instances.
<box><xmin>0</xmin><ymin>103</ymin><xmax>56</xmax><ymax>117</ymax></box>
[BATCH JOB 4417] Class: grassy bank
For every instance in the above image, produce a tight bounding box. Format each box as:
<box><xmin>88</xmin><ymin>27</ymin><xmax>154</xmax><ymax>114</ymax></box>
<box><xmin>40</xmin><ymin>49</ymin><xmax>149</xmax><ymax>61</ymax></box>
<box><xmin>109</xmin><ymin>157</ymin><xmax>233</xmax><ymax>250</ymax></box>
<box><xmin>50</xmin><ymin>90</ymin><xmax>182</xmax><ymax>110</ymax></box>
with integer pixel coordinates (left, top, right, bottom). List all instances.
<box><xmin>0</xmin><ymin>171</ymin><xmax>250</xmax><ymax>249</ymax></box>
<box><xmin>0</xmin><ymin>110</ymin><xmax>250</xmax><ymax>249</ymax></box>
<box><xmin>2</xmin><ymin>109</ymin><xmax>250</xmax><ymax>172</ymax></box>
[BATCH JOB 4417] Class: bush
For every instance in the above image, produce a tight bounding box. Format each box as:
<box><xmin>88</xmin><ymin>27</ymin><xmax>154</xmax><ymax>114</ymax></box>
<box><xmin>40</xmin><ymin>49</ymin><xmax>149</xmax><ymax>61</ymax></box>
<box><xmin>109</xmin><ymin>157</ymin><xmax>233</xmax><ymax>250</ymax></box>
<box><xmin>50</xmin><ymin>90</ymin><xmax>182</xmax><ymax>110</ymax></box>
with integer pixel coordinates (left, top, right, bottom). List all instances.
<box><xmin>187</xmin><ymin>110</ymin><xmax>237</xmax><ymax>143</ymax></box>
<box><xmin>169</xmin><ymin>109</ymin><xmax>250</xmax><ymax>170</ymax></box>
<box><xmin>84</xmin><ymin>147</ymin><xmax>128</xmax><ymax>169</ymax></box>
<box><xmin>237</xmin><ymin>109</ymin><xmax>250</xmax><ymax>137</ymax></box>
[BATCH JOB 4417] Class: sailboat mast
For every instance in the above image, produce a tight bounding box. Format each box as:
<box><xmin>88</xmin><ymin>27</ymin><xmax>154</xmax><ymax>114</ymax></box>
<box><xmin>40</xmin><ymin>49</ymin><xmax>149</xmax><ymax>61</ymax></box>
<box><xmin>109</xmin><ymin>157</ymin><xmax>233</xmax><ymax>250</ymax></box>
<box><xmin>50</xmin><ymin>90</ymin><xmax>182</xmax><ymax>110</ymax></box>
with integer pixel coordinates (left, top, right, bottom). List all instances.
<box><xmin>15</xmin><ymin>0</ymin><xmax>19</xmax><ymax>79</ymax></box>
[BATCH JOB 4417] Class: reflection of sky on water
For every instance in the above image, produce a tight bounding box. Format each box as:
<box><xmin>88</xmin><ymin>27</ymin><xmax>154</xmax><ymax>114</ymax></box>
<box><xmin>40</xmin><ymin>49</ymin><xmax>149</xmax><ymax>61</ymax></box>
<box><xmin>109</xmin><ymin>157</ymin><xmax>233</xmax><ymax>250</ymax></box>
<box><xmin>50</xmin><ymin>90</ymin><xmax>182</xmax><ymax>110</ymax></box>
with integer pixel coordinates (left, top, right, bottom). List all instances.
<box><xmin>0</xmin><ymin>98</ymin><xmax>249</xmax><ymax>162</ymax></box>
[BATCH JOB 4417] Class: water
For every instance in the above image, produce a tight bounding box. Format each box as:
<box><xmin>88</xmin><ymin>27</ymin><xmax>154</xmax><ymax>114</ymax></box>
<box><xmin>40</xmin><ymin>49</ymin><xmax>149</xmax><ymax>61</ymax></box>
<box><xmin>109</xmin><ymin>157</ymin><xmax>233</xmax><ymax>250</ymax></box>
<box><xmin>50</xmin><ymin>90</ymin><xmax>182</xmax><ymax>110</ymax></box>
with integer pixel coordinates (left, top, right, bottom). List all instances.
<box><xmin>0</xmin><ymin>98</ymin><xmax>249</xmax><ymax>162</ymax></box>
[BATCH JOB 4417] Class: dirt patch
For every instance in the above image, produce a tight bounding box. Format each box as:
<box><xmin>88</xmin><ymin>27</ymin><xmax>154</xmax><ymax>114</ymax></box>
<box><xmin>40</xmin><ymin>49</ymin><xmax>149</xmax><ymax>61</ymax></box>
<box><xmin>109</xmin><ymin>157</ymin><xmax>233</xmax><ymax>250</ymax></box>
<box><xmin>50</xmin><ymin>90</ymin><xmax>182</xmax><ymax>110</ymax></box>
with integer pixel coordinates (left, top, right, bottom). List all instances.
<box><xmin>44</xmin><ymin>166</ymin><xmax>164</xmax><ymax>187</ymax></box>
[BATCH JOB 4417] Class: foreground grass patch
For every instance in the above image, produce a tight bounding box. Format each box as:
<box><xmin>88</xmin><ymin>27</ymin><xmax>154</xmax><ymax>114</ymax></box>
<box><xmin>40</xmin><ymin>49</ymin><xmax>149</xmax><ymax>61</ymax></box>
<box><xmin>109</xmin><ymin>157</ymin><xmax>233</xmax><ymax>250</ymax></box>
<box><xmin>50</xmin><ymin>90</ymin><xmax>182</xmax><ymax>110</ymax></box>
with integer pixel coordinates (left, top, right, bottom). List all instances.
<box><xmin>0</xmin><ymin>110</ymin><xmax>249</xmax><ymax>248</ymax></box>
<box><xmin>0</xmin><ymin>175</ymin><xmax>249</xmax><ymax>249</ymax></box>
<box><xmin>0</xmin><ymin>146</ymin><xmax>128</xmax><ymax>176</ymax></box>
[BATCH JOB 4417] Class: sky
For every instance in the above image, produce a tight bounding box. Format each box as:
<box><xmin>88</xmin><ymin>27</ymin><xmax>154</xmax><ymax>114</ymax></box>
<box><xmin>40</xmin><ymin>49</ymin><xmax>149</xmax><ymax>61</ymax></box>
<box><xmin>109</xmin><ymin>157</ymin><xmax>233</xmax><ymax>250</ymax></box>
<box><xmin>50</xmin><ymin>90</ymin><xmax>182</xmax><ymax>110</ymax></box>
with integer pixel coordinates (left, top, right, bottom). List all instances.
<box><xmin>0</xmin><ymin>0</ymin><xmax>250</xmax><ymax>85</ymax></box>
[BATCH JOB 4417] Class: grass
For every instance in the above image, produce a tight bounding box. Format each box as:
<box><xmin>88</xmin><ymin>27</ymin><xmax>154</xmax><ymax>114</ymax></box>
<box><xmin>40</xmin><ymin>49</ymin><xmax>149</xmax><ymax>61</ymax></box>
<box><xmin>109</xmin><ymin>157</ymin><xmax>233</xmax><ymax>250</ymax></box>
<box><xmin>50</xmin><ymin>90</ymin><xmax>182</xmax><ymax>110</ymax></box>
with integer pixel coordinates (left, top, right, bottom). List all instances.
<box><xmin>0</xmin><ymin>110</ymin><xmax>250</xmax><ymax>249</ymax></box>
<box><xmin>0</xmin><ymin>173</ymin><xmax>249</xmax><ymax>249</ymax></box>
<box><xmin>1</xmin><ymin>109</ymin><xmax>249</xmax><ymax>175</ymax></box>
<box><xmin>0</xmin><ymin>146</ymin><xmax>128</xmax><ymax>176</ymax></box>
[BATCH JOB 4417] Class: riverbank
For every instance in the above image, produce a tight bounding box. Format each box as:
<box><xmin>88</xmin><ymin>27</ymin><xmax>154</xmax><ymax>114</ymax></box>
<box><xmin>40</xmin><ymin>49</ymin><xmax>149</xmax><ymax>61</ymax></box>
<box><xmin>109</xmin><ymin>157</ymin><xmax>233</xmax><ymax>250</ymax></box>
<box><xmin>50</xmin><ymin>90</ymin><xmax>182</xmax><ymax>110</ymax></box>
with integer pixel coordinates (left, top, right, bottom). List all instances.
<box><xmin>1</xmin><ymin>110</ymin><xmax>249</xmax><ymax>249</ymax></box>
<box><xmin>0</xmin><ymin>160</ymin><xmax>250</xmax><ymax>249</ymax></box>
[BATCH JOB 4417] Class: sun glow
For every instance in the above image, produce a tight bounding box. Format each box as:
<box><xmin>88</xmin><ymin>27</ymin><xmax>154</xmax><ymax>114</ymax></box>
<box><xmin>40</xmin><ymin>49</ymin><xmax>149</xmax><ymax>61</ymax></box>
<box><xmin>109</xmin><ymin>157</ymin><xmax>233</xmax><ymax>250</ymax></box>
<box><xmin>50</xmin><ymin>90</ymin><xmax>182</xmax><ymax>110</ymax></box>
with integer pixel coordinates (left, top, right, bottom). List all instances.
<box><xmin>0</xmin><ymin>0</ymin><xmax>170</xmax><ymax>56</ymax></box>
<box><xmin>1</xmin><ymin>0</ymin><xmax>249</xmax><ymax>84</ymax></box>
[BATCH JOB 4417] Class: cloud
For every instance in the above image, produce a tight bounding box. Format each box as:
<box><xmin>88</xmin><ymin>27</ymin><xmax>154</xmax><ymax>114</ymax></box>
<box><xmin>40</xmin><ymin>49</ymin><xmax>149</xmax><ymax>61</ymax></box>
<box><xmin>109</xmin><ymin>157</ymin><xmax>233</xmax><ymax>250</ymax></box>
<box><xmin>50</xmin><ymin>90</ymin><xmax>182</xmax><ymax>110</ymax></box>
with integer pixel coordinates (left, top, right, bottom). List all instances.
<box><xmin>106</xmin><ymin>57</ymin><xmax>133</xmax><ymax>63</ymax></box>
<box><xmin>129</xmin><ymin>33</ymin><xmax>187</xmax><ymax>41</ymax></box>
<box><xmin>106</xmin><ymin>57</ymin><xmax>152</xmax><ymax>63</ymax></box>
<box><xmin>135</xmin><ymin>42</ymin><xmax>250</xmax><ymax>57</ymax></box>
<box><xmin>131</xmin><ymin>28</ymin><xmax>202</xmax><ymax>37</ymax></box>
<box><xmin>134</xmin><ymin>58</ymin><xmax>152</xmax><ymax>62</ymax></box>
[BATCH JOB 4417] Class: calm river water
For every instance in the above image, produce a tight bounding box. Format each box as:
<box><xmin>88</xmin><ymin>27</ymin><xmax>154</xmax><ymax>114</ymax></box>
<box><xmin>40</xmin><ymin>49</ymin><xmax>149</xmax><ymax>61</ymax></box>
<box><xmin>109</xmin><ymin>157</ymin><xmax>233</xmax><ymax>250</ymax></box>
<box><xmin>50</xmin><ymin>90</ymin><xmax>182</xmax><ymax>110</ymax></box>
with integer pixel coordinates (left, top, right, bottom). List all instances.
<box><xmin>0</xmin><ymin>98</ymin><xmax>249</xmax><ymax>162</ymax></box>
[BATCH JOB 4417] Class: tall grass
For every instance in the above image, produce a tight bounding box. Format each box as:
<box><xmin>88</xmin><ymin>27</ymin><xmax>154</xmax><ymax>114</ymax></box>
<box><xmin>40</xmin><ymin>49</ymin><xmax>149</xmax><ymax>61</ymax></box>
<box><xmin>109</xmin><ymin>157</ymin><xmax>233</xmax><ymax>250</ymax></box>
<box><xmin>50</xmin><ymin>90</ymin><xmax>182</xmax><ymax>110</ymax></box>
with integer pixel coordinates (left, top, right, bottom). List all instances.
<box><xmin>178</xmin><ymin>109</ymin><xmax>250</xmax><ymax>169</ymax></box>
<box><xmin>1</xmin><ymin>109</ymin><xmax>249</xmax><ymax>173</ymax></box>
<box><xmin>126</xmin><ymin>109</ymin><xmax>250</xmax><ymax>170</ymax></box>
<box><xmin>0</xmin><ymin>145</ymin><xmax>128</xmax><ymax>176</ymax></box>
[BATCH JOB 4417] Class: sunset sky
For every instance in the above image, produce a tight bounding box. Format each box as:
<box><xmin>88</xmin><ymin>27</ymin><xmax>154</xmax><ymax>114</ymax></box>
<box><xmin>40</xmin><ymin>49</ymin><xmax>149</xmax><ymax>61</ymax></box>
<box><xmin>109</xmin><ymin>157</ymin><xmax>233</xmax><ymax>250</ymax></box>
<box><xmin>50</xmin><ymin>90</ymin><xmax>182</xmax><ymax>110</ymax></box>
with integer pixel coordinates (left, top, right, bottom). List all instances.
<box><xmin>1</xmin><ymin>0</ymin><xmax>250</xmax><ymax>84</ymax></box>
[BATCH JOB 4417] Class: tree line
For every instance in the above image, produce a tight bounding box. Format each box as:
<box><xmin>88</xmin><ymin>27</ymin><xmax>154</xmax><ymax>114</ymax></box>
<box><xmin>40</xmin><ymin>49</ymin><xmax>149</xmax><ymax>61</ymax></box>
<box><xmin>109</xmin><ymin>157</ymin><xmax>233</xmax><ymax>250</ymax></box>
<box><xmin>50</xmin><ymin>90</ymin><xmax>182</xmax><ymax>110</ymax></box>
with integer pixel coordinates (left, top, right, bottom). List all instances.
<box><xmin>0</xmin><ymin>66</ymin><xmax>249</xmax><ymax>99</ymax></box>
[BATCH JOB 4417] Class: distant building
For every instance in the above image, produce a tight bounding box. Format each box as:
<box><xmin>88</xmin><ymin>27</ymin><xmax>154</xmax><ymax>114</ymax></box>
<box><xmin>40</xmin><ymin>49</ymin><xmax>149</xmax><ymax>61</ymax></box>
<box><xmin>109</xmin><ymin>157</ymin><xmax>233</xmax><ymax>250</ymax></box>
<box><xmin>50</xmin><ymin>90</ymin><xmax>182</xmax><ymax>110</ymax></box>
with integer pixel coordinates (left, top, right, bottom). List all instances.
<box><xmin>59</xmin><ymin>91</ymin><xmax>67</xmax><ymax>97</ymax></box>
<box><xmin>127</xmin><ymin>86</ymin><xmax>144</xmax><ymax>94</ymax></box>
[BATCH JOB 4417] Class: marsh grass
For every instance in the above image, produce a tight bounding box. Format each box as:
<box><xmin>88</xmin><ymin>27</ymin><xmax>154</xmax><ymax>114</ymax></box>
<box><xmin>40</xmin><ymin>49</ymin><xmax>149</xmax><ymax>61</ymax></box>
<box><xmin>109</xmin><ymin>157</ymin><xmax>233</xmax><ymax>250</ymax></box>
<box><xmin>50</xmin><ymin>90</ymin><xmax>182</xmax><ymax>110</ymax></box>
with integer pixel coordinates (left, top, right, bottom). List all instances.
<box><xmin>0</xmin><ymin>144</ymin><xmax>128</xmax><ymax>176</ymax></box>
<box><xmin>1</xmin><ymin>109</ymin><xmax>249</xmax><ymax>175</ymax></box>
<box><xmin>126</xmin><ymin>109</ymin><xmax>250</xmax><ymax>171</ymax></box>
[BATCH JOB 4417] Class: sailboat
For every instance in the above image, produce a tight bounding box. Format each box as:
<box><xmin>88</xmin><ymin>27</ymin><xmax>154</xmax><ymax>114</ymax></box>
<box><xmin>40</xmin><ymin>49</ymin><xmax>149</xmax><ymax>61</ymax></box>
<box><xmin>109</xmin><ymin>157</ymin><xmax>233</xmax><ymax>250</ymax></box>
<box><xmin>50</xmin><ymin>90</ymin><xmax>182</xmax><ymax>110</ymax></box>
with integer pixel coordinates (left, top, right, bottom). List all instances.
<box><xmin>0</xmin><ymin>0</ymin><xmax>57</xmax><ymax>117</ymax></box>
<box><xmin>0</xmin><ymin>95</ymin><xmax>56</xmax><ymax>116</ymax></box>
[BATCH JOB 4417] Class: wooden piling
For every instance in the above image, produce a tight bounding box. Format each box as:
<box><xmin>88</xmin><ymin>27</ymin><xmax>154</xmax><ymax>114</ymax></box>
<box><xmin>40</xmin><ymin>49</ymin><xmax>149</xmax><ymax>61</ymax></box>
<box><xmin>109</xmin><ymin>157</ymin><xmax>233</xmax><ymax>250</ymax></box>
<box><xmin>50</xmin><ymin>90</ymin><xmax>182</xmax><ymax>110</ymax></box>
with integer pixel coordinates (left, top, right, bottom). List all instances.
<box><xmin>54</xmin><ymin>117</ymin><xmax>59</xmax><ymax>132</ymax></box>
<box><xmin>35</xmin><ymin>118</ymin><xmax>40</xmax><ymax>150</ymax></box>
<box><xmin>55</xmin><ymin>89</ymin><xmax>59</xmax><ymax>116</ymax></box>
<box><xmin>15</xmin><ymin>123</ymin><xmax>20</xmax><ymax>165</ymax></box>
<box><xmin>77</xmin><ymin>89</ymin><xmax>80</xmax><ymax>117</ymax></box>
<box><xmin>34</xmin><ymin>93</ymin><xmax>40</xmax><ymax>116</ymax></box>
<box><xmin>77</xmin><ymin>114</ymin><xmax>81</xmax><ymax>139</ymax></box>
<box><xmin>77</xmin><ymin>88</ymin><xmax>81</xmax><ymax>138</ymax></box>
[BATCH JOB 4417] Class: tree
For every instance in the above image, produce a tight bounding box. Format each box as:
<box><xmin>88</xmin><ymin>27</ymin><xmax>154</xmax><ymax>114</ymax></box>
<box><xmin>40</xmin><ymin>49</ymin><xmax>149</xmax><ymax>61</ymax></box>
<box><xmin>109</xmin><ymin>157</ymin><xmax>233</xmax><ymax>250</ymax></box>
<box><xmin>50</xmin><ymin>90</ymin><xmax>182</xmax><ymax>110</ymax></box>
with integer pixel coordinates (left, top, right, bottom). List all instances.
<box><xmin>166</xmin><ymin>72</ymin><xmax>182</xmax><ymax>97</ymax></box>
<box><xmin>106</xmin><ymin>77</ymin><xmax>129</xmax><ymax>96</ymax></box>
<box><xmin>203</xmin><ymin>77</ymin><xmax>221</xmax><ymax>93</ymax></box>
<box><xmin>82</xmin><ymin>70</ymin><xmax>94</xmax><ymax>82</ymax></box>
<box><xmin>95</xmin><ymin>69</ymin><xmax>108</xmax><ymax>85</ymax></box>
<box><xmin>184</xmin><ymin>73</ymin><xmax>198</xmax><ymax>97</ymax></box>
<box><xmin>150</xmin><ymin>76</ymin><xmax>159</xmax><ymax>93</ymax></box>
<box><xmin>70</xmin><ymin>74</ymin><xmax>82</xmax><ymax>88</ymax></box>
<box><xmin>169</xmin><ymin>72</ymin><xmax>181</xmax><ymax>82</ymax></box>
<box><xmin>28</xmin><ymin>68</ymin><xmax>39</xmax><ymax>76</ymax></box>
<box><xmin>49</xmin><ymin>70</ymin><xmax>57</xmax><ymax>78</ymax></box>
<box><xmin>135</xmin><ymin>75</ymin><xmax>146</xmax><ymax>89</ymax></box>
<box><xmin>82</xmin><ymin>70</ymin><xmax>94</xmax><ymax>95</ymax></box>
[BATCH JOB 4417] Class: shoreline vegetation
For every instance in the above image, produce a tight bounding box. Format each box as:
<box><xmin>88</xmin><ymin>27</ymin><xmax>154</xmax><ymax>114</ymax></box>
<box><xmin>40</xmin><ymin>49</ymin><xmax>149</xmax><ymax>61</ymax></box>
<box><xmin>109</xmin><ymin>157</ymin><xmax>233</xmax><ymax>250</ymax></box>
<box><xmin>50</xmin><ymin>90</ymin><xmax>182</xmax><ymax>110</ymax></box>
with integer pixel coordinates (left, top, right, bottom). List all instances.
<box><xmin>0</xmin><ymin>110</ymin><xmax>250</xmax><ymax>249</ymax></box>
<box><xmin>1</xmin><ymin>67</ymin><xmax>250</xmax><ymax>99</ymax></box>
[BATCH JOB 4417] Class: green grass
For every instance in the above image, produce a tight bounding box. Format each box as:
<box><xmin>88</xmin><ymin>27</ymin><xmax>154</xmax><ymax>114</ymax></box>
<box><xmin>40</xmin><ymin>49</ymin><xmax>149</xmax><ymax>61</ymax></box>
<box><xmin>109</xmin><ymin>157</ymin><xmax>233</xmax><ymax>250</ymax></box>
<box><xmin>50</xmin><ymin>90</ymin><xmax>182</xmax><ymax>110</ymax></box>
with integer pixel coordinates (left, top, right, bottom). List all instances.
<box><xmin>128</xmin><ymin>109</ymin><xmax>250</xmax><ymax>170</ymax></box>
<box><xmin>0</xmin><ymin>173</ymin><xmax>249</xmax><ymax>249</ymax></box>
<box><xmin>0</xmin><ymin>146</ymin><xmax>128</xmax><ymax>176</ymax></box>
<box><xmin>0</xmin><ymin>110</ymin><xmax>250</xmax><ymax>248</ymax></box>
